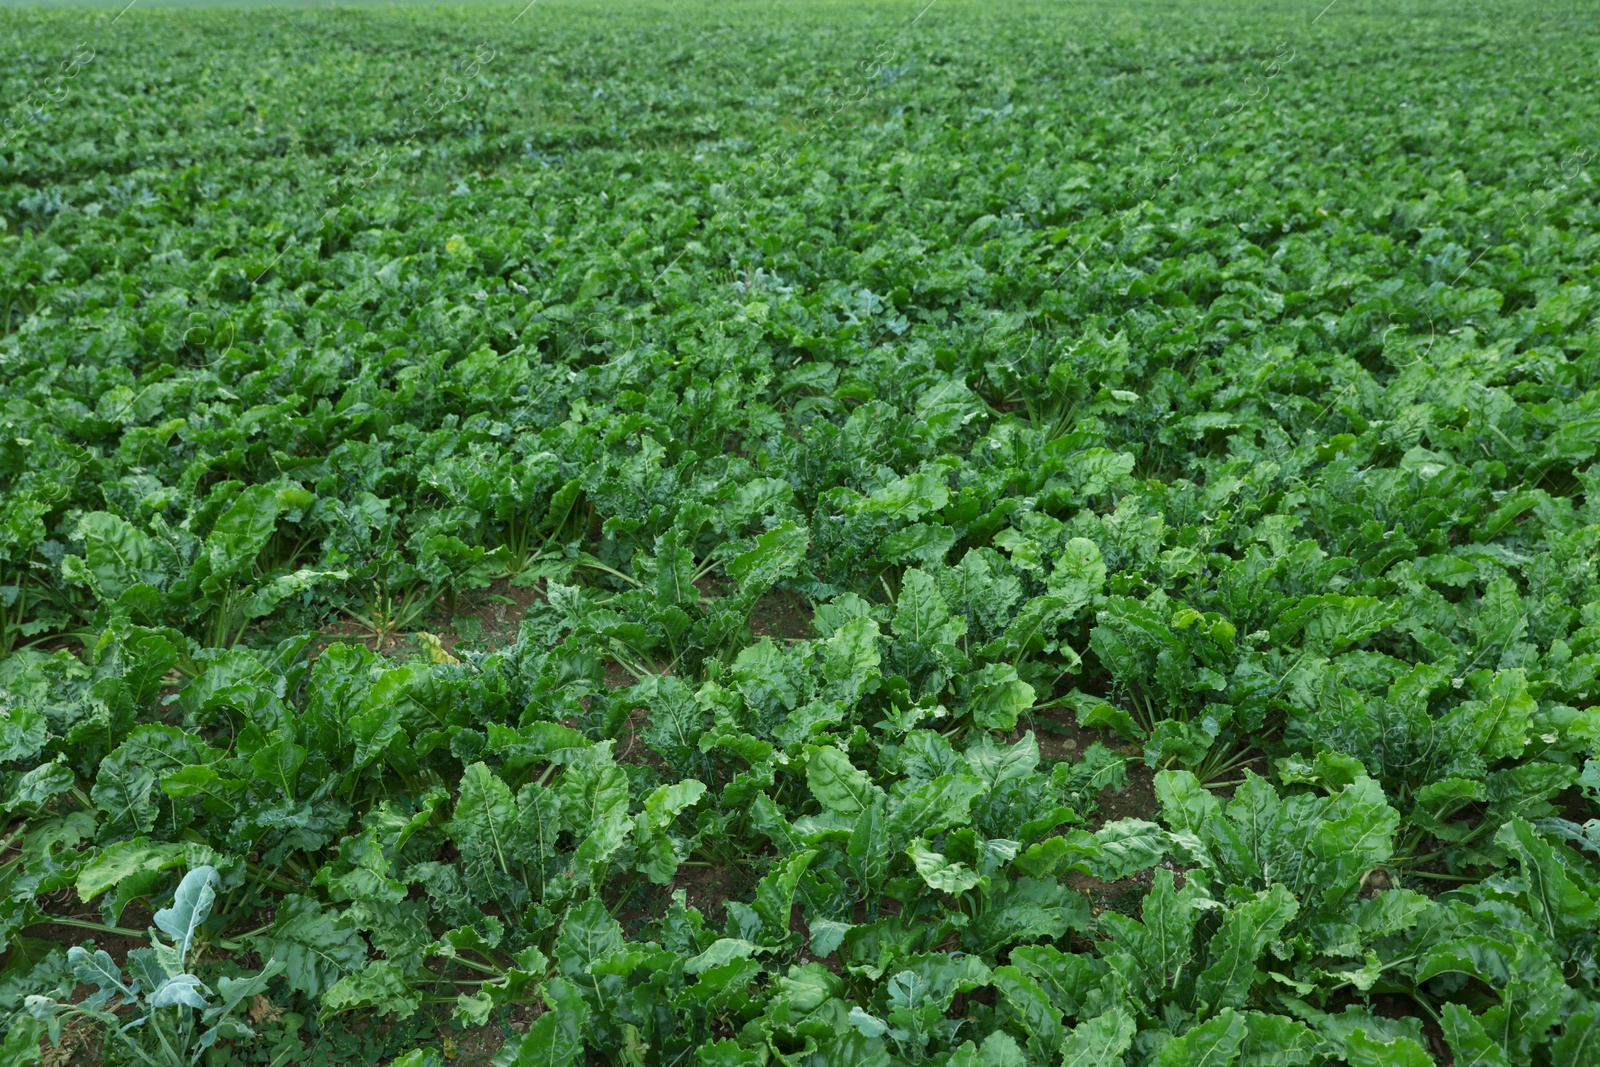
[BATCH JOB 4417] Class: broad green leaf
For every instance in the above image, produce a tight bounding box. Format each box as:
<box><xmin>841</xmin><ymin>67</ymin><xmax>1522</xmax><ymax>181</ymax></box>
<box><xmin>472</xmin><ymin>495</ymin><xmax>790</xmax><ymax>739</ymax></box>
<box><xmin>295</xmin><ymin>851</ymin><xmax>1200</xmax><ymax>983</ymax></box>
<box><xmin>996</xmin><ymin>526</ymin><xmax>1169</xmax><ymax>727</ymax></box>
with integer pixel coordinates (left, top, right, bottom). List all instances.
<box><xmin>494</xmin><ymin>977</ymin><xmax>587</xmax><ymax>1067</ymax></box>
<box><xmin>1086</xmin><ymin>819</ymin><xmax>1170</xmax><ymax>881</ymax></box>
<box><xmin>205</xmin><ymin>484</ymin><xmax>279</xmax><ymax>577</ymax></box>
<box><xmin>0</xmin><ymin>708</ymin><xmax>47</xmax><ymax>764</ymax></box>
<box><xmin>859</xmin><ymin>467</ymin><xmax>951</xmax><ymax>521</ymax></box>
<box><xmin>894</xmin><ymin>568</ymin><xmax>966</xmax><ymax>648</ymax></box>
<box><xmin>76</xmin><ymin>839</ymin><xmax>186</xmax><ymax>902</ymax></box>
<box><xmin>155</xmin><ymin>866</ymin><xmax>219</xmax><ymax>965</ymax></box>
<box><xmin>3</xmin><ymin>760</ymin><xmax>75</xmax><ymax>813</ymax></box>
<box><xmin>806</xmin><ymin>746</ymin><xmax>879</xmax><ymax>814</ymax></box>
<box><xmin>239</xmin><ymin>568</ymin><xmax>347</xmax><ymax>620</ymax></box>
<box><xmin>1441</xmin><ymin>669</ymin><xmax>1534</xmax><ymax>765</ymax></box>
<box><xmin>725</xmin><ymin>521</ymin><xmax>809</xmax><ymax>595</ymax></box>
<box><xmin>685</xmin><ymin>939</ymin><xmax>762</xmax><ymax>974</ymax></box>
<box><xmin>907</xmin><ymin>839</ymin><xmax>984</xmax><ymax>893</ymax></box>
<box><xmin>641</xmin><ymin>675</ymin><xmax>706</xmax><ymax>772</ymax></box>
<box><xmin>964</xmin><ymin>731</ymin><xmax>1040</xmax><ymax>787</ymax></box>
<box><xmin>823</xmin><ymin>616</ymin><xmax>882</xmax><ymax>705</ymax></box>
<box><xmin>65</xmin><ymin>512</ymin><xmax>163</xmax><ymax>600</ymax></box>
<box><xmin>887</xmin><ymin>774</ymin><xmax>986</xmax><ymax>845</ymax></box>
<box><xmin>252</xmin><ymin>895</ymin><xmax>368</xmax><ymax>998</ymax></box>
<box><xmin>1157</xmin><ymin>1009</ymin><xmax>1246</xmax><ymax>1067</ymax></box>
<box><xmin>68</xmin><ymin>946</ymin><xmax>131</xmax><ymax>997</ymax></box>
<box><xmin>0</xmin><ymin>1015</ymin><xmax>44</xmax><ymax>1067</ymax></box>
<box><xmin>991</xmin><ymin>966</ymin><xmax>1063</xmax><ymax>1059</ymax></box>
<box><xmin>1441</xmin><ymin>1004</ymin><xmax>1510</xmax><ymax>1067</ymax></box>
<box><xmin>554</xmin><ymin>898</ymin><xmax>624</xmax><ymax>977</ymax></box>
<box><xmin>1239</xmin><ymin>1012</ymin><xmax>1317</xmax><ymax>1066</ymax></box>
<box><xmin>1195</xmin><ymin>884</ymin><xmax>1298</xmax><ymax>1011</ymax></box>
<box><xmin>150</xmin><ymin>972</ymin><xmax>211</xmax><ymax>1010</ymax></box>
<box><xmin>965</xmin><ymin>663</ymin><xmax>1035</xmax><ymax>731</ymax></box>
<box><xmin>752</xmin><ymin>850</ymin><xmax>815</xmax><ymax>942</ymax></box>
<box><xmin>320</xmin><ymin>960</ymin><xmax>421</xmax><ymax>1021</ymax></box>
<box><xmin>1047</xmin><ymin>537</ymin><xmax>1105</xmax><ymax>613</ymax></box>
<box><xmin>1105</xmin><ymin>869</ymin><xmax>1208</xmax><ymax>993</ymax></box>
<box><xmin>848</xmin><ymin>796</ymin><xmax>889</xmax><ymax>891</ymax></box>
<box><xmin>968</xmin><ymin>877</ymin><xmax>1091</xmax><ymax>955</ymax></box>
<box><xmin>1343</xmin><ymin>1030</ymin><xmax>1434</xmax><ymax>1067</ymax></box>
<box><xmin>447</xmin><ymin>762</ymin><xmax>518</xmax><ymax>900</ymax></box>
<box><xmin>1059</xmin><ymin>1008</ymin><xmax>1134</xmax><ymax>1067</ymax></box>
<box><xmin>1496</xmin><ymin>817</ymin><xmax>1600</xmax><ymax>942</ymax></box>
<box><xmin>204</xmin><ymin>958</ymin><xmax>285</xmax><ymax>1027</ymax></box>
<box><xmin>1553</xmin><ymin>1009</ymin><xmax>1600</xmax><ymax>1067</ymax></box>
<box><xmin>635</xmin><ymin>778</ymin><xmax>707</xmax><ymax>883</ymax></box>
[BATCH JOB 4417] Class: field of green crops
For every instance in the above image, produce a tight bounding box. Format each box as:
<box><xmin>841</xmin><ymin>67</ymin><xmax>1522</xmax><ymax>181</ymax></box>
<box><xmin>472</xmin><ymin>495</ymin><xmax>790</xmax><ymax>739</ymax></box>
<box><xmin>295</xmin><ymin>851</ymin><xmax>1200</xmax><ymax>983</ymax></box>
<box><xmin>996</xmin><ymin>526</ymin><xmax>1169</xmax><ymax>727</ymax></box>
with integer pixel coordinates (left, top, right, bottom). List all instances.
<box><xmin>2</xmin><ymin>0</ymin><xmax>1600</xmax><ymax>1063</ymax></box>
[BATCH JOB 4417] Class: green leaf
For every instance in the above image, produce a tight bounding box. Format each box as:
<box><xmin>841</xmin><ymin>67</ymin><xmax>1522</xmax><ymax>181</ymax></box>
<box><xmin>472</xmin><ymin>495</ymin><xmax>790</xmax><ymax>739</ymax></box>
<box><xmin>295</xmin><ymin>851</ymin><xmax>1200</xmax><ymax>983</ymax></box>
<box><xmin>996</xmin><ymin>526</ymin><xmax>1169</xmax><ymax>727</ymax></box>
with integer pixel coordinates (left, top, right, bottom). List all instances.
<box><xmin>1074</xmin><ymin>695</ymin><xmax>1143</xmax><ymax>740</ymax></box>
<box><xmin>65</xmin><ymin>512</ymin><xmax>163</xmax><ymax>600</ymax></box>
<box><xmin>887</xmin><ymin>774</ymin><xmax>986</xmax><ymax>845</ymax></box>
<box><xmin>859</xmin><ymin>467</ymin><xmax>951</xmax><ymax>521</ymax></box>
<box><xmin>1046</xmin><ymin>537</ymin><xmax>1105</xmax><ymax>613</ymax></box>
<box><xmin>1441</xmin><ymin>668</ymin><xmax>1534</xmax><ymax>765</ymax></box>
<box><xmin>1239</xmin><ymin>1012</ymin><xmax>1317</xmax><ymax>1066</ymax></box>
<box><xmin>1553</xmin><ymin>1009</ymin><xmax>1600</xmax><ymax>1067</ymax></box>
<box><xmin>239</xmin><ymin>567</ymin><xmax>347</xmax><ymax>620</ymax></box>
<box><xmin>823</xmin><ymin>616</ymin><xmax>882</xmax><ymax>705</ymax></box>
<box><xmin>1195</xmin><ymin>884</ymin><xmax>1298</xmax><ymax>1011</ymax></box>
<box><xmin>252</xmin><ymin>895</ymin><xmax>368</xmax><ymax>999</ymax></box>
<box><xmin>1059</xmin><ymin>1008</ymin><xmax>1134</xmax><ymax>1067</ymax></box>
<box><xmin>848</xmin><ymin>796</ymin><xmax>889</xmax><ymax>892</ymax></box>
<box><xmin>1495</xmin><ymin>817</ymin><xmax>1600</xmax><ymax>942</ymax></box>
<box><xmin>320</xmin><ymin>960</ymin><xmax>421</xmax><ymax>1021</ymax></box>
<box><xmin>992</xmin><ymin>965</ymin><xmax>1063</xmax><ymax>1059</ymax></box>
<box><xmin>150</xmin><ymin>972</ymin><xmax>211</xmax><ymax>1010</ymax></box>
<box><xmin>1157</xmin><ymin>1009</ymin><xmax>1246</xmax><ymax>1067</ymax></box>
<box><xmin>203</xmin><ymin>958</ymin><xmax>286</xmax><ymax>1028</ymax></box>
<box><xmin>806</xmin><ymin>746</ymin><xmax>879</xmax><ymax>814</ymax></box>
<box><xmin>1105</xmin><ymin>869</ymin><xmax>1207</xmax><ymax>994</ymax></box>
<box><xmin>0</xmin><ymin>1016</ymin><xmax>44</xmax><ymax>1067</ymax></box>
<box><xmin>725</xmin><ymin>521</ymin><xmax>809</xmax><ymax>596</ymax></box>
<box><xmin>634</xmin><ymin>778</ymin><xmax>707</xmax><ymax>883</ymax></box>
<box><xmin>494</xmin><ymin>977</ymin><xmax>586</xmax><ymax>1067</ymax></box>
<box><xmin>3</xmin><ymin>760</ymin><xmax>75</xmax><ymax>813</ymax></box>
<box><xmin>907</xmin><ymin>839</ymin><xmax>984</xmax><ymax>893</ymax></box>
<box><xmin>75</xmin><ymin>839</ymin><xmax>186</xmax><ymax>902</ymax></box>
<box><xmin>894</xmin><ymin>568</ymin><xmax>966</xmax><ymax>646</ymax></box>
<box><xmin>0</xmin><ymin>708</ymin><xmax>47</xmax><ymax>764</ymax></box>
<box><xmin>968</xmin><ymin>877</ymin><xmax>1091</xmax><ymax>956</ymax></box>
<box><xmin>1343</xmin><ymin>1030</ymin><xmax>1434</xmax><ymax>1067</ymax></box>
<box><xmin>447</xmin><ymin>762</ymin><xmax>519</xmax><ymax>901</ymax></box>
<box><xmin>1440</xmin><ymin>1004</ymin><xmax>1510</xmax><ymax>1067</ymax></box>
<box><xmin>965</xmin><ymin>663</ymin><xmax>1035</xmax><ymax>731</ymax></box>
<box><xmin>155</xmin><ymin>866</ymin><xmax>219</xmax><ymax>965</ymax></box>
<box><xmin>1086</xmin><ymin>819</ymin><xmax>1170</xmax><ymax>881</ymax></box>
<box><xmin>205</xmin><ymin>484</ymin><xmax>279</xmax><ymax>577</ymax></box>
<box><xmin>752</xmin><ymin>850</ymin><xmax>815</xmax><ymax>943</ymax></box>
<box><xmin>684</xmin><ymin>939</ymin><xmax>762</xmax><ymax>974</ymax></box>
<box><xmin>641</xmin><ymin>676</ymin><xmax>707</xmax><ymax>773</ymax></box>
<box><xmin>390</xmin><ymin>1052</ymin><xmax>443</xmax><ymax>1067</ymax></box>
<box><xmin>68</xmin><ymin>945</ymin><xmax>131</xmax><ymax>997</ymax></box>
<box><xmin>554</xmin><ymin>898</ymin><xmax>624</xmax><ymax>977</ymax></box>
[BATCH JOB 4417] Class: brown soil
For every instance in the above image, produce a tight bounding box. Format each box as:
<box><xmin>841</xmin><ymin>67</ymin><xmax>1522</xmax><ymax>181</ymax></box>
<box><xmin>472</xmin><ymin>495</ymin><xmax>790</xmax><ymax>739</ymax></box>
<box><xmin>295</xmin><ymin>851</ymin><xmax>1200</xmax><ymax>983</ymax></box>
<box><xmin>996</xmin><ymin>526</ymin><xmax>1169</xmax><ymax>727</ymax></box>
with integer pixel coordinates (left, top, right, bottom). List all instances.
<box><xmin>1096</xmin><ymin>758</ymin><xmax>1159</xmax><ymax>826</ymax></box>
<box><xmin>1029</xmin><ymin>710</ymin><xmax>1157</xmax><ymax>827</ymax></box>
<box><xmin>437</xmin><ymin>1004</ymin><xmax>537</xmax><ymax>1066</ymax></box>
<box><xmin>603</xmin><ymin>659</ymin><xmax>638</xmax><ymax>689</ymax></box>
<box><xmin>312</xmin><ymin>577</ymin><xmax>544</xmax><ymax>660</ymax></box>
<box><xmin>671</xmin><ymin>861</ymin><xmax>752</xmax><ymax>924</ymax></box>
<box><xmin>19</xmin><ymin>899</ymin><xmax>154</xmax><ymax>967</ymax></box>
<box><xmin>613</xmin><ymin>703</ymin><xmax>665</xmax><ymax>769</ymax></box>
<box><xmin>749</xmin><ymin>589</ymin><xmax>814</xmax><ymax>642</ymax></box>
<box><xmin>431</xmin><ymin>579</ymin><xmax>545</xmax><ymax>654</ymax></box>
